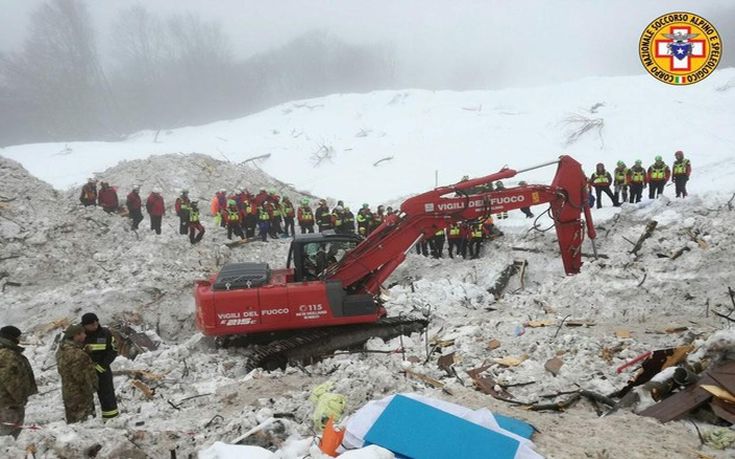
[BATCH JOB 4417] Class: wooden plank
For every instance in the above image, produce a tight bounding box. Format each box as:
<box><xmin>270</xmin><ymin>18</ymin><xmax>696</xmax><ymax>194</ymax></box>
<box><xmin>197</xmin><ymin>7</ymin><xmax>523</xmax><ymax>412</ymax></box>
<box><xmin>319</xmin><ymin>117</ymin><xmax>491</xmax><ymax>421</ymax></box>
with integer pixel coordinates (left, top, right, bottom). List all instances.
<box><xmin>711</xmin><ymin>398</ymin><xmax>735</xmax><ymax>424</ymax></box>
<box><xmin>638</xmin><ymin>375</ymin><xmax>715</xmax><ymax>422</ymax></box>
<box><xmin>708</xmin><ymin>360</ymin><xmax>735</xmax><ymax>396</ymax></box>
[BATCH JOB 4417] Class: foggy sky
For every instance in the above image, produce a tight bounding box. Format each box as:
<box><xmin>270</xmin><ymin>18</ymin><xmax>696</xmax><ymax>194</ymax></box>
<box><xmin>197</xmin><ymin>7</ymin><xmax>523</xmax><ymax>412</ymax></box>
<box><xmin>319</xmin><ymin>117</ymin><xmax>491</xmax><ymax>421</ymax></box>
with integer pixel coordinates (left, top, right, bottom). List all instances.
<box><xmin>1</xmin><ymin>0</ymin><xmax>733</xmax><ymax>90</ymax></box>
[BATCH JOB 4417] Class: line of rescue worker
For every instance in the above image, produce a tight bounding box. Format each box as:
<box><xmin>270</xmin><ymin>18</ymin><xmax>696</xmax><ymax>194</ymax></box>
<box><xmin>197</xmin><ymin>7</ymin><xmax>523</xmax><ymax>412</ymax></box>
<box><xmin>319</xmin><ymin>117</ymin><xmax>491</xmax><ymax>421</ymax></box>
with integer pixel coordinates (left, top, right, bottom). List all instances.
<box><xmin>587</xmin><ymin>151</ymin><xmax>692</xmax><ymax>208</ymax></box>
<box><xmin>0</xmin><ymin>314</ymin><xmax>118</xmax><ymax>437</ymax></box>
<box><xmin>78</xmin><ymin>150</ymin><xmax>692</xmax><ymax>244</ymax></box>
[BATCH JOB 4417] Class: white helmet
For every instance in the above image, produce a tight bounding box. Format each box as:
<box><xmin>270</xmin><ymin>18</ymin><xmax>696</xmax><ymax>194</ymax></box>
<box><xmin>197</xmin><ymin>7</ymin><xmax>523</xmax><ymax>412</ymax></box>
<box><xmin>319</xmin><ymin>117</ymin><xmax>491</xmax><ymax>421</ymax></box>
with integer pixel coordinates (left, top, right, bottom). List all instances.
<box><xmin>152</xmin><ymin>187</ymin><xmax>162</xmax><ymax>194</ymax></box>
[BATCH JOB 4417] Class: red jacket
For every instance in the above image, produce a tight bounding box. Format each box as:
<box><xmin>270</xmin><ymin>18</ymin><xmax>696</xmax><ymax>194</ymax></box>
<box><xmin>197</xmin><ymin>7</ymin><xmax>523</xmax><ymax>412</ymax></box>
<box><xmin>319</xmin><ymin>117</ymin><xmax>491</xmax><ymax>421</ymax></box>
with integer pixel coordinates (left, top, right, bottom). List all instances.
<box><xmin>254</xmin><ymin>191</ymin><xmax>270</xmax><ymax>206</ymax></box>
<box><xmin>98</xmin><ymin>187</ymin><xmax>119</xmax><ymax>209</ymax></box>
<box><xmin>126</xmin><ymin>191</ymin><xmax>141</xmax><ymax>211</ymax></box>
<box><xmin>146</xmin><ymin>193</ymin><xmax>165</xmax><ymax>216</ymax></box>
<box><xmin>175</xmin><ymin>196</ymin><xmax>190</xmax><ymax>215</ymax></box>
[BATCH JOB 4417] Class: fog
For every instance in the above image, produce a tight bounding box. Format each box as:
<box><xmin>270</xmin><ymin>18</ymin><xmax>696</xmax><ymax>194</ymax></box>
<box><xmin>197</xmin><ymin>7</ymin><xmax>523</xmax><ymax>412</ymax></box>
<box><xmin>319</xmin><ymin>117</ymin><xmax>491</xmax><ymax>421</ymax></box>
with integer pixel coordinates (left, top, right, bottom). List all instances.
<box><xmin>1</xmin><ymin>0</ymin><xmax>733</xmax><ymax>146</ymax></box>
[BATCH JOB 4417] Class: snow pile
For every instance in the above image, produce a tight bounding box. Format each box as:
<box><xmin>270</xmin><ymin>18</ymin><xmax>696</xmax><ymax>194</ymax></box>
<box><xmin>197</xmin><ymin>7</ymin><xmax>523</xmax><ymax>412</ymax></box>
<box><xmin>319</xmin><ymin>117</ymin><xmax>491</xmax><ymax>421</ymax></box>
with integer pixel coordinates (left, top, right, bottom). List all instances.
<box><xmin>2</xmin><ymin>182</ymin><xmax>733</xmax><ymax>457</ymax></box>
<box><xmin>85</xmin><ymin>152</ymin><xmax>319</xmax><ymax>205</ymax></box>
<box><xmin>1</xmin><ymin>154</ymin><xmax>319</xmax><ymax>339</ymax></box>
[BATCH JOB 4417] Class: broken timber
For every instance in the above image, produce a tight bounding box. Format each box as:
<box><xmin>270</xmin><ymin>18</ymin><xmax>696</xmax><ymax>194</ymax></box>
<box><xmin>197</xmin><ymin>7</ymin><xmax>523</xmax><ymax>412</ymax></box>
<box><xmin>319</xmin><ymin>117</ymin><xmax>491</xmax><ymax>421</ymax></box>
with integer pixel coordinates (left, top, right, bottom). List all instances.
<box><xmin>487</xmin><ymin>260</ymin><xmax>528</xmax><ymax>299</ymax></box>
<box><xmin>630</xmin><ymin>220</ymin><xmax>658</xmax><ymax>255</ymax></box>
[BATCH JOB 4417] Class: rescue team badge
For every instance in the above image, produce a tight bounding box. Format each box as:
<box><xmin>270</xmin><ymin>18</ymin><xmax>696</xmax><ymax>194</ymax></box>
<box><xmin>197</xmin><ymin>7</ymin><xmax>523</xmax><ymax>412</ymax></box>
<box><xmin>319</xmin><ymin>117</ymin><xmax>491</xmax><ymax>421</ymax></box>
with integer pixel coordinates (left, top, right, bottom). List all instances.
<box><xmin>639</xmin><ymin>12</ymin><xmax>721</xmax><ymax>85</ymax></box>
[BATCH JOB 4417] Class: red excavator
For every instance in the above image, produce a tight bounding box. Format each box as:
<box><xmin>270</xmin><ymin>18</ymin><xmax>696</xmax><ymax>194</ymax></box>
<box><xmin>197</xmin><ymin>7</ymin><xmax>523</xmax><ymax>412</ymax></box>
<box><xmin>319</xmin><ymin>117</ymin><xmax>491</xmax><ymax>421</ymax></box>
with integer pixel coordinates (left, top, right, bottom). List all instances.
<box><xmin>196</xmin><ymin>155</ymin><xmax>596</xmax><ymax>357</ymax></box>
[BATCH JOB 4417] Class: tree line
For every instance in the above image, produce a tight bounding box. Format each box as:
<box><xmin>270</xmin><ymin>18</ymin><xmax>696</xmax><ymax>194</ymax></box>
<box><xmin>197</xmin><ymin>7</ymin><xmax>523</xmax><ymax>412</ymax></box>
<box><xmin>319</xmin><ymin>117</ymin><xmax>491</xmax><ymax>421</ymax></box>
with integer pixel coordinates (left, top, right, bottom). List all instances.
<box><xmin>0</xmin><ymin>0</ymin><xmax>394</xmax><ymax>146</ymax></box>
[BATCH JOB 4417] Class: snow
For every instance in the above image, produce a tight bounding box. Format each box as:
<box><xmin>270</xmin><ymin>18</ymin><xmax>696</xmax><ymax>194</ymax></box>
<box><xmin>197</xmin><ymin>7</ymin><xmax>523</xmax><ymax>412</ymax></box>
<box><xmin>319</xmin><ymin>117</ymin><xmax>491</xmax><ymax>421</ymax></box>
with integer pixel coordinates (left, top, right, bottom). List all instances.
<box><xmin>2</xmin><ymin>70</ymin><xmax>735</xmax><ymax>208</ymax></box>
<box><xmin>1</xmin><ymin>71</ymin><xmax>735</xmax><ymax>458</ymax></box>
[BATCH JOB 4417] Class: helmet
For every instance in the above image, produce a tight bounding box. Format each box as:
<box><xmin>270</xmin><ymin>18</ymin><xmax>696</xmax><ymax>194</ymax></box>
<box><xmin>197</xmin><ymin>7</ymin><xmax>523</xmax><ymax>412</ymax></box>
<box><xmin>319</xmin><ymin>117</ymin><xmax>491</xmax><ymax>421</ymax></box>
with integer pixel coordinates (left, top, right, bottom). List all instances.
<box><xmin>259</xmin><ymin>187</ymin><xmax>266</xmax><ymax>192</ymax></box>
<box><xmin>132</xmin><ymin>185</ymin><xmax>140</xmax><ymax>191</ymax></box>
<box><xmin>344</xmin><ymin>206</ymin><xmax>350</xmax><ymax>211</ymax></box>
<box><xmin>655</xmin><ymin>155</ymin><xmax>662</xmax><ymax>161</ymax></box>
<box><xmin>269</xmin><ymin>188</ymin><xmax>277</xmax><ymax>194</ymax></box>
<box><xmin>301</xmin><ymin>198</ymin><xmax>309</xmax><ymax>205</ymax></box>
<box><xmin>617</xmin><ymin>160</ymin><xmax>624</xmax><ymax>166</ymax></box>
<box><xmin>635</xmin><ymin>159</ymin><xmax>642</xmax><ymax>165</ymax></box>
<box><xmin>240</xmin><ymin>186</ymin><xmax>247</xmax><ymax>192</ymax></box>
<box><xmin>335</xmin><ymin>205</ymin><xmax>343</xmax><ymax>212</ymax></box>
<box><xmin>362</xmin><ymin>203</ymin><xmax>369</xmax><ymax>209</ymax></box>
<box><xmin>152</xmin><ymin>187</ymin><xmax>162</xmax><ymax>194</ymax></box>
<box><xmin>219</xmin><ymin>188</ymin><xmax>226</xmax><ymax>193</ymax></box>
<box><xmin>227</xmin><ymin>199</ymin><xmax>236</xmax><ymax>206</ymax></box>
<box><xmin>518</xmin><ymin>180</ymin><xmax>527</xmax><ymax>186</ymax></box>
<box><xmin>190</xmin><ymin>200</ymin><xmax>199</xmax><ymax>206</ymax></box>
<box><xmin>675</xmin><ymin>150</ymin><xmax>684</xmax><ymax>158</ymax></box>
<box><xmin>495</xmin><ymin>180</ymin><xmax>505</xmax><ymax>188</ymax></box>
<box><xmin>337</xmin><ymin>200</ymin><xmax>344</xmax><ymax>206</ymax></box>
<box><xmin>596</xmin><ymin>163</ymin><xmax>604</xmax><ymax>168</ymax></box>
<box><xmin>87</xmin><ymin>177</ymin><xmax>95</xmax><ymax>183</ymax></box>
<box><xmin>181</xmin><ymin>188</ymin><xmax>188</xmax><ymax>194</ymax></box>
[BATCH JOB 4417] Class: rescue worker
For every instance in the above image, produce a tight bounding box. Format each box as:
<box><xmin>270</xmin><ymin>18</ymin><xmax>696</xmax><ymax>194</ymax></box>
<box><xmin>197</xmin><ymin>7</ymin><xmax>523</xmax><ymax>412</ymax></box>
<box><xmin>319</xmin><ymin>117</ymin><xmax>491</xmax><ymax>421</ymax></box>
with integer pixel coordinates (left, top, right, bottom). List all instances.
<box><xmin>589</xmin><ymin>163</ymin><xmax>618</xmax><ymax>208</ymax></box>
<box><xmin>126</xmin><ymin>185</ymin><xmax>144</xmax><ymax>230</ymax></box>
<box><xmin>627</xmin><ymin>160</ymin><xmax>647</xmax><ymax>203</ymax></box>
<box><xmin>174</xmin><ymin>189</ymin><xmax>191</xmax><ymax>236</ymax></box>
<box><xmin>468</xmin><ymin>221</ymin><xmax>485</xmax><ymax>259</ymax></box>
<box><xmin>188</xmin><ymin>201</ymin><xmax>205</xmax><ymax>244</ymax></box>
<box><xmin>254</xmin><ymin>187</ymin><xmax>270</xmax><ymax>207</ymax></box>
<box><xmin>415</xmin><ymin>236</ymin><xmax>429</xmax><ymax>257</ymax></box>
<box><xmin>243</xmin><ymin>197</ymin><xmax>257</xmax><ymax>238</ymax></box>
<box><xmin>218</xmin><ymin>189</ymin><xmax>229</xmax><ymax>227</ymax></box>
<box><xmin>0</xmin><ymin>326</ymin><xmax>37</xmax><ymax>438</ymax></box>
<box><xmin>672</xmin><ymin>150</ymin><xmax>691</xmax><ymax>198</ymax></box>
<box><xmin>56</xmin><ymin>324</ymin><xmax>97</xmax><ymax>424</ymax></box>
<box><xmin>612</xmin><ymin>161</ymin><xmax>629</xmax><ymax>204</ymax></box>
<box><xmin>79</xmin><ymin>178</ymin><xmax>98</xmax><ymax>207</ymax></box>
<box><xmin>297</xmin><ymin>199</ymin><xmax>315</xmax><ymax>234</ymax></box>
<box><xmin>331</xmin><ymin>206</ymin><xmax>345</xmax><ymax>234</ymax></box>
<box><xmin>257</xmin><ymin>202</ymin><xmax>271</xmax><ymax>242</ymax></box>
<box><xmin>647</xmin><ymin>155</ymin><xmax>670</xmax><ymax>199</ymax></box>
<box><xmin>97</xmin><ymin>181</ymin><xmax>119</xmax><ymax>214</ymax></box>
<box><xmin>356</xmin><ymin>204</ymin><xmax>372</xmax><ymax>236</ymax></box>
<box><xmin>446</xmin><ymin>223</ymin><xmax>463</xmax><ymax>258</ymax></box>
<box><xmin>430</xmin><ymin>229</ymin><xmax>445</xmax><ymax>258</ymax></box>
<box><xmin>281</xmin><ymin>197</ymin><xmax>296</xmax><ymax>237</ymax></box>
<box><xmin>316</xmin><ymin>200</ymin><xmax>333</xmax><ymax>232</ymax></box>
<box><xmin>342</xmin><ymin>207</ymin><xmax>355</xmax><ymax>233</ymax></box>
<box><xmin>483</xmin><ymin>214</ymin><xmax>503</xmax><ymax>239</ymax></box>
<box><xmin>370</xmin><ymin>205</ymin><xmax>385</xmax><ymax>233</ymax></box>
<box><xmin>518</xmin><ymin>181</ymin><xmax>534</xmax><ymax>218</ymax></box>
<box><xmin>81</xmin><ymin>313</ymin><xmax>118</xmax><ymax>420</ymax></box>
<box><xmin>225</xmin><ymin>199</ymin><xmax>245</xmax><ymax>240</ymax></box>
<box><xmin>270</xmin><ymin>192</ymin><xmax>283</xmax><ymax>236</ymax></box>
<box><xmin>494</xmin><ymin>182</ymin><xmax>508</xmax><ymax>219</ymax></box>
<box><xmin>145</xmin><ymin>188</ymin><xmax>165</xmax><ymax>235</ymax></box>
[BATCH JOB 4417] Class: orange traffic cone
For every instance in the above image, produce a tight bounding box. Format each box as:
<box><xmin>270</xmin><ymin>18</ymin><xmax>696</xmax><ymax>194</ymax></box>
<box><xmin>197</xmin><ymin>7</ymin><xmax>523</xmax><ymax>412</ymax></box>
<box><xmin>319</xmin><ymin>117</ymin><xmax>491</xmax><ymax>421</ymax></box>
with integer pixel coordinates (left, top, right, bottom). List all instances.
<box><xmin>319</xmin><ymin>417</ymin><xmax>345</xmax><ymax>457</ymax></box>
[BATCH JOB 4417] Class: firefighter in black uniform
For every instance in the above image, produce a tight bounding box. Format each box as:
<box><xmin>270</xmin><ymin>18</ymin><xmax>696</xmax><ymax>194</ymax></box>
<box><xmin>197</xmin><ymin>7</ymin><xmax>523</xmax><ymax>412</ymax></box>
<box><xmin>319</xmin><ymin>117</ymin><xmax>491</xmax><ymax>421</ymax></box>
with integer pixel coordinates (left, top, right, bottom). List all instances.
<box><xmin>81</xmin><ymin>313</ymin><xmax>118</xmax><ymax>419</ymax></box>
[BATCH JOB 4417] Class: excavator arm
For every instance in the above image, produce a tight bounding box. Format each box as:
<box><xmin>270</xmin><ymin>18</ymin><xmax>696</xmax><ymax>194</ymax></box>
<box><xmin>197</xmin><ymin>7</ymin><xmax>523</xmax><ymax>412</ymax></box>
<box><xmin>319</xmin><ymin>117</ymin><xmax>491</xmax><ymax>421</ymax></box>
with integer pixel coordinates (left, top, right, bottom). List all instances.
<box><xmin>329</xmin><ymin>155</ymin><xmax>596</xmax><ymax>295</ymax></box>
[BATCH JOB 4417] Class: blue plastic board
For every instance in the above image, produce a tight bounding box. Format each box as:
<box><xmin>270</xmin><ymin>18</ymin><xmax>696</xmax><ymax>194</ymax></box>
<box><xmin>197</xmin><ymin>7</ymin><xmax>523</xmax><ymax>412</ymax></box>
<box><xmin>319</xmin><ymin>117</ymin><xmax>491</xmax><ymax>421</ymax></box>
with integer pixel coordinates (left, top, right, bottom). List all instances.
<box><xmin>494</xmin><ymin>413</ymin><xmax>534</xmax><ymax>439</ymax></box>
<box><xmin>364</xmin><ymin>395</ymin><xmax>520</xmax><ymax>459</ymax></box>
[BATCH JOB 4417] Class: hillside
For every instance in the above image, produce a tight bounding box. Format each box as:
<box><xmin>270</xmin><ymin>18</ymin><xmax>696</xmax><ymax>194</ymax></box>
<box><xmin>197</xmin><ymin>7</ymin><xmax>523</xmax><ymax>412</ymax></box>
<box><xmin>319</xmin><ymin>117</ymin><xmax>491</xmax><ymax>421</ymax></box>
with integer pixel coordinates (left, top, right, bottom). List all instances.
<box><xmin>2</xmin><ymin>70</ymin><xmax>734</xmax><ymax>207</ymax></box>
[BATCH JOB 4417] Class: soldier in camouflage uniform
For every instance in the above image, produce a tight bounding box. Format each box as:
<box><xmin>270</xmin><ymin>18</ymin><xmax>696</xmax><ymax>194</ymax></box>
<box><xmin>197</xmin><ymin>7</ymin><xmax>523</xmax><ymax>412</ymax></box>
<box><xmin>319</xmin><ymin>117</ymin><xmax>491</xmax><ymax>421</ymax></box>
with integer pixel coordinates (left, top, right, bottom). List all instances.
<box><xmin>56</xmin><ymin>324</ymin><xmax>98</xmax><ymax>423</ymax></box>
<box><xmin>0</xmin><ymin>326</ymin><xmax>37</xmax><ymax>438</ymax></box>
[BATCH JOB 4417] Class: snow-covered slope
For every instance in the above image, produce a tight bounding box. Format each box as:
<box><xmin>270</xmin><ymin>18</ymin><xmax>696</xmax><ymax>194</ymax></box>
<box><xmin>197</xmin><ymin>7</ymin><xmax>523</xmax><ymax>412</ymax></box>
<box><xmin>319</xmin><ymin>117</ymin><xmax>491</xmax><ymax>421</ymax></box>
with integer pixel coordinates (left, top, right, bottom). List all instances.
<box><xmin>3</xmin><ymin>70</ymin><xmax>735</xmax><ymax>206</ymax></box>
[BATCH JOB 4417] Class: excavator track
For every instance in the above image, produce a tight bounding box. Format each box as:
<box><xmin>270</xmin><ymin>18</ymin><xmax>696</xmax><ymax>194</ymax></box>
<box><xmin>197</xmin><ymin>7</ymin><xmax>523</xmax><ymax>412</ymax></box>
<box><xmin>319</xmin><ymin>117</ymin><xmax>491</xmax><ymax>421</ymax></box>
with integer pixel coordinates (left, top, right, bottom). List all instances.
<box><xmin>235</xmin><ymin>317</ymin><xmax>428</xmax><ymax>371</ymax></box>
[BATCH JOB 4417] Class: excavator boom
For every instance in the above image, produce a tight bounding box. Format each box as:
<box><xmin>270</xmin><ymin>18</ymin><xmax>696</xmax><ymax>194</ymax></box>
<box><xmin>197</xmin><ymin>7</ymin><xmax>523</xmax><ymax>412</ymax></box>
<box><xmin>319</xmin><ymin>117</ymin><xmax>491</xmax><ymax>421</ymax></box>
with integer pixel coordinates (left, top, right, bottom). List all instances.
<box><xmin>331</xmin><ymin>155</ymin><xmax>595</xmax><ymax>293</ymax></box>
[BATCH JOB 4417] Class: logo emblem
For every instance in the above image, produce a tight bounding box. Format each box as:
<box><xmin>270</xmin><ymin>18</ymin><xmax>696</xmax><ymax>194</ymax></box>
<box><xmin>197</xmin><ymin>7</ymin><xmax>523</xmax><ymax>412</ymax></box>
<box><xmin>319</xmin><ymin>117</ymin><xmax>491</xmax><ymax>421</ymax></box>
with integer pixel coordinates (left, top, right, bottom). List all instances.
<box><xmin>639</xmin><ymin>12</ymin><xmax>722</xmax><ymax>85</ymax></box>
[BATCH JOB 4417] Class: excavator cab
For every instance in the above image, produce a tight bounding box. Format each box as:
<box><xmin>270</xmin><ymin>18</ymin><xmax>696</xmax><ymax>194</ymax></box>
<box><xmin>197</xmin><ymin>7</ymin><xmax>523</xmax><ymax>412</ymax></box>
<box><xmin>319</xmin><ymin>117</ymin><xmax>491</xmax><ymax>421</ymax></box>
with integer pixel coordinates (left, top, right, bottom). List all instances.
<box><xmin>287</xmin><ymin>232</ymin><xmax>363</xmax><ymax>282</ymax></box>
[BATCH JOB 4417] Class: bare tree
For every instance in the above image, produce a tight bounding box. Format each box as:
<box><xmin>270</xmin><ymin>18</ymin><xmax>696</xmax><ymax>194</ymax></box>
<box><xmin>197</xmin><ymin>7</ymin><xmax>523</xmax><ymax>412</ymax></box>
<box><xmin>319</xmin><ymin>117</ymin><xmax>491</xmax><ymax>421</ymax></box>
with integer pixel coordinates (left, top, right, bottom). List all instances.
<box><xmin>0</xmin><ymin>0</ymin><xmax>111</xmax><ymax>139</ymax></box>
